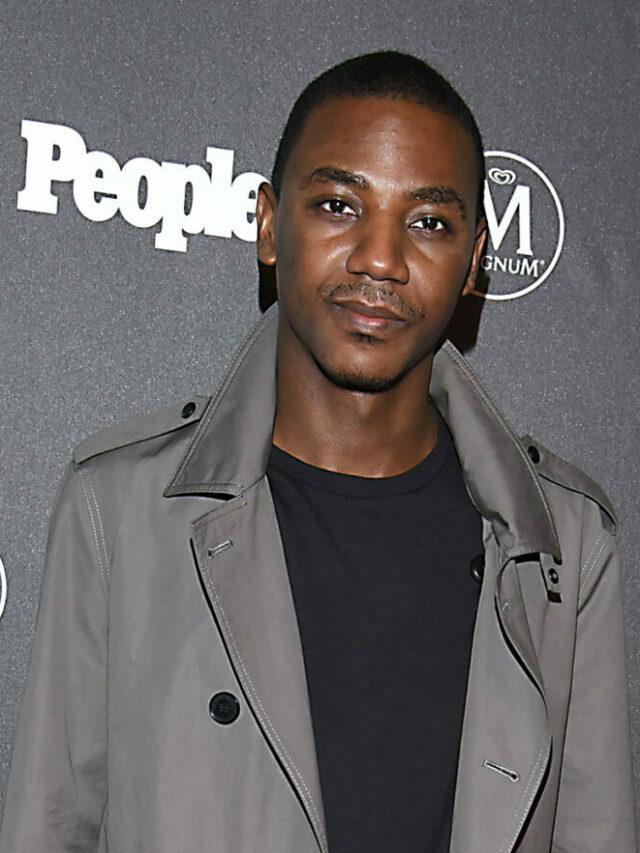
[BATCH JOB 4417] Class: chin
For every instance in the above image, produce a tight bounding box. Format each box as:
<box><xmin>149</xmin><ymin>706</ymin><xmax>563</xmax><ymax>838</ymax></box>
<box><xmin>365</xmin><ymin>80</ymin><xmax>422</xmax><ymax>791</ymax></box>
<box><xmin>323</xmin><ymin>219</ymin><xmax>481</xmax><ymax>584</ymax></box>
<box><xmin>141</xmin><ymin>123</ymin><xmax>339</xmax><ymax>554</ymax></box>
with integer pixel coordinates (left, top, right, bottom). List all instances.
<box><xmin>312</xmin><ymin>354</ymin><xmax>408</xmax><ymax>394</ymax></box>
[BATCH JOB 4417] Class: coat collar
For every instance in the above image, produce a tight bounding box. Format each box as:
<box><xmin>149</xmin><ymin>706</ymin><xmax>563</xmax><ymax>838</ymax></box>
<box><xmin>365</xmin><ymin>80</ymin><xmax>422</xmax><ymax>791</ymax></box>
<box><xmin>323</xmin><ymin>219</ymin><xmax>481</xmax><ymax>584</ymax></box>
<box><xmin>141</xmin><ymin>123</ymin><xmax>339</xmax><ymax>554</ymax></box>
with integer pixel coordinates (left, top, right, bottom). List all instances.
<box><xmin>164</xmin><ymin>301</ymin><xmax>561</xmax><ymax>562</ymax></box>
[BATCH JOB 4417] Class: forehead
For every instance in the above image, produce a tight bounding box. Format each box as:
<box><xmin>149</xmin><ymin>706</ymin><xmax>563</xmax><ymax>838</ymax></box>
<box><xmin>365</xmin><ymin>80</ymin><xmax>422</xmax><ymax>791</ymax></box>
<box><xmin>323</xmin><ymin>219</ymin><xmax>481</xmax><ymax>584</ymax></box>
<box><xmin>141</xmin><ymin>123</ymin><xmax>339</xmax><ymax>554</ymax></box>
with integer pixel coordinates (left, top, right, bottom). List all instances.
<box><xmin>283</xmin><ymin>96</ymin><xmax>478</xmax><ymax>196</ymax></box>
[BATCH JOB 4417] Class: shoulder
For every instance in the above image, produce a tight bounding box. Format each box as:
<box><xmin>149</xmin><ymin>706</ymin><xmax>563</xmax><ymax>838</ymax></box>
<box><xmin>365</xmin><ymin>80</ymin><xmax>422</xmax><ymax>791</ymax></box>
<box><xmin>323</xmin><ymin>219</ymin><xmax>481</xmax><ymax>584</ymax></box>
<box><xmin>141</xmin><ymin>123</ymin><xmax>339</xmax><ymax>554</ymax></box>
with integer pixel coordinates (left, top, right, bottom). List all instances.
<box><xmin>520</xmin><ymin>433</ymin><xmax>617</xmax><ymax>532</ymax></box>
<box><xmin>72</xmin><ymin>395</ymin><xmax>210</xmax><ymax>467</ymax></box>
<box><xmin>51</xmin><ymin>396</ymin><xmax>211</xmax><ymax>593</ymax></box>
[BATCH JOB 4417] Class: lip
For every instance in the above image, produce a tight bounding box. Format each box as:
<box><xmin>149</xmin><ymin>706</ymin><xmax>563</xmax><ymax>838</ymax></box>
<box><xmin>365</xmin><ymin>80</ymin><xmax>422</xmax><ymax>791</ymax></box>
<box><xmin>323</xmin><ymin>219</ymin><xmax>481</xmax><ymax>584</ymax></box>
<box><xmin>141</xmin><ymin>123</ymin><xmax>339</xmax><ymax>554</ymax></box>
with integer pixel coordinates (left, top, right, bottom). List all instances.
<box><xmin>331</xmin><ymin>299</ymin><xmax>405</xmax><ymax>321</ymax></box>
<box><xmin>329</xmin><ymin>300</ymin><xmax>407</xmax><ymax>334</ymax></box>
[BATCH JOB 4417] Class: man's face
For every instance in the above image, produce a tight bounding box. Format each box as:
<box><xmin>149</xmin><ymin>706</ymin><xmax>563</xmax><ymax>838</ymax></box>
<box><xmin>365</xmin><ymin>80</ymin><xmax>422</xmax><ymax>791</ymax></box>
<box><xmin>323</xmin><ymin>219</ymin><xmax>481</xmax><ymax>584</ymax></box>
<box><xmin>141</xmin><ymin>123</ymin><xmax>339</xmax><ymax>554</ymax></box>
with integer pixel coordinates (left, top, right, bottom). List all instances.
<box><xmin>257</xmin><ymin>96</ymin><xmax>487</xmax><ymax>393</ymax></box>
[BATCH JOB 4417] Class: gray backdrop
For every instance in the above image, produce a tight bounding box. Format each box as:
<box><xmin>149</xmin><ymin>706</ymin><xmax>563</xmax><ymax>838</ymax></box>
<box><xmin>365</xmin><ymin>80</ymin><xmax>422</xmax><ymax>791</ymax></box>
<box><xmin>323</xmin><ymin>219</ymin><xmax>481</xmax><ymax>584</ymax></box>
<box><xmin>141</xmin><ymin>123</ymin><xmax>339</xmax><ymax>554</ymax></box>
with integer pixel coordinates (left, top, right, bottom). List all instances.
<box><xmin>1</xmin><ymin>0</ymin><xmax>639</xmax><ymax>825</ymax></box>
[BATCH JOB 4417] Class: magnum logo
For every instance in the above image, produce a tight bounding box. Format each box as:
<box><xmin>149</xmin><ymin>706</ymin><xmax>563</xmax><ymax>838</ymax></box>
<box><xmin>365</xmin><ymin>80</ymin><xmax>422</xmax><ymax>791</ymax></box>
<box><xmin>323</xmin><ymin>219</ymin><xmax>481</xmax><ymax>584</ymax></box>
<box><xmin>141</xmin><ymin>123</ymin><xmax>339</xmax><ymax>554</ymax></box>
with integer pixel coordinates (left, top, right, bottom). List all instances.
<box><xmin>479</xmin><ymin>151</ymin><xmax>565</xmax><ymax>301</ymax></box>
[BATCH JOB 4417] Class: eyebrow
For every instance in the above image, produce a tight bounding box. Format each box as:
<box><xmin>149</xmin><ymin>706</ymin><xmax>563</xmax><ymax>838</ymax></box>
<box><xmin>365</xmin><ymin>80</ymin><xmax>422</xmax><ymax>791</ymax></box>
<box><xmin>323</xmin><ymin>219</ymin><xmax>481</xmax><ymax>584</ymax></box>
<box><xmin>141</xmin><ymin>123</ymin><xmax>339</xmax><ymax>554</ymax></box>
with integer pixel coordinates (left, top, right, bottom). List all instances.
<box><xmin>300</xmin><ymin>166</ymin><xmax>468</xmax><ymax>219</ymax></box>
<box><xmin>408</xmin><ymin>186</ymin><xmax>467</xmax><ymax>220</ymax></box>
<box><xmin>300</xmin><ymin>166</ymin><xmax>370</xmax><ymax>191</ymax></box>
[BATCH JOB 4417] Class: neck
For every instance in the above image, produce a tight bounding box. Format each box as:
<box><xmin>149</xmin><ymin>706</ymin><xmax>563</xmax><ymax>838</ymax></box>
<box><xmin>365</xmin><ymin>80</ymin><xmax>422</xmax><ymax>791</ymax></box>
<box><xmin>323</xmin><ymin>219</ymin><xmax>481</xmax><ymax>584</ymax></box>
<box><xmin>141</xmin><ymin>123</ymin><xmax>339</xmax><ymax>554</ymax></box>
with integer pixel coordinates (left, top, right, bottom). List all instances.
<box><xmin>272</xmin><ymin>325</ymin><xmax>437</xmax><ymax>478</ymax></box>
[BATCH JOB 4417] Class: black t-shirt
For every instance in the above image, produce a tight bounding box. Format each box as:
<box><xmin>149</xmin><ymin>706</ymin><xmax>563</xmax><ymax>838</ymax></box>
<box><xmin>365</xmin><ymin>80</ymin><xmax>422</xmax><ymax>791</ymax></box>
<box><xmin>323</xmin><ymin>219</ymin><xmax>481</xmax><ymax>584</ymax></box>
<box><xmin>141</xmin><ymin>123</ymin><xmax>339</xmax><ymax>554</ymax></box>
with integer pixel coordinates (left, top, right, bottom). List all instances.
<box><xmin>266</xmin><ymin>412</ymin><xmax>482</xmax><ymax>853</ymax></box>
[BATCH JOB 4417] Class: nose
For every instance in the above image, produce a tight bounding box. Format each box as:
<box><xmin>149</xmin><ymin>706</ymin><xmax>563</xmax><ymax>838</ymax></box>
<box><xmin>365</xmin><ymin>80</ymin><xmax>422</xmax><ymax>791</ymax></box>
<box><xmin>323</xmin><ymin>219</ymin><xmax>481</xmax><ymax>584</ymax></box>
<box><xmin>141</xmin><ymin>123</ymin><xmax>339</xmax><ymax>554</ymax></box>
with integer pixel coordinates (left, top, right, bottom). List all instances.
<box><xmin>345</xmin><ymin>212</ymin><xmax>410</xmax><ymax>284</ymax></box>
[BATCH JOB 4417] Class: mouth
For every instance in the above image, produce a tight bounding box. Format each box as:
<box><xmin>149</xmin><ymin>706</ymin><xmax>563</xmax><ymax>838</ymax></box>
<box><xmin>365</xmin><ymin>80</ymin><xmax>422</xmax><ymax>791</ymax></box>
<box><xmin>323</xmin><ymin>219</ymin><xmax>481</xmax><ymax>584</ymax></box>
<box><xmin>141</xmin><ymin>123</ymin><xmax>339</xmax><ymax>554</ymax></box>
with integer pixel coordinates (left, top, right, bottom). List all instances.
<box><xmin>328</xmin><ymin>300</ymin><xmax>407</xmax><ymax>335</ymax></box>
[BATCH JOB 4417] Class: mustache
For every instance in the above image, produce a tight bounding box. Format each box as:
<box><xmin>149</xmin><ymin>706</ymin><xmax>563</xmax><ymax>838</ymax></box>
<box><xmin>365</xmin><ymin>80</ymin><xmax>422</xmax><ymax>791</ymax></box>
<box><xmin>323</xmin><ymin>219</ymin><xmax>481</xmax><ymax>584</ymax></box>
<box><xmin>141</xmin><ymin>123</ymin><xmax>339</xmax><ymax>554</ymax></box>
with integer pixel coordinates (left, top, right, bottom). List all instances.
<box><xmin>320</xmin><ymin>282</ymin><xmax>424</xmax><ymax>324</ymax></box>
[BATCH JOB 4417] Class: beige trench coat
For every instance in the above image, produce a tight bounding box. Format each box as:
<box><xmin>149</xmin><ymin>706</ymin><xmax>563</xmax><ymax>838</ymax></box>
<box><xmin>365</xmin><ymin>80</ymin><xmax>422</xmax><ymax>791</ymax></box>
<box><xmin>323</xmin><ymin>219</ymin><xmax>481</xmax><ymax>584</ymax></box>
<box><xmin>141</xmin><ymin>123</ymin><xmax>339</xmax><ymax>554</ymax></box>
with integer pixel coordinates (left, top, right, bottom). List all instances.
<box><xmin>0</xmin><ymin>302</ymin><xmax>636</xmax><ymax>852</ymax></box>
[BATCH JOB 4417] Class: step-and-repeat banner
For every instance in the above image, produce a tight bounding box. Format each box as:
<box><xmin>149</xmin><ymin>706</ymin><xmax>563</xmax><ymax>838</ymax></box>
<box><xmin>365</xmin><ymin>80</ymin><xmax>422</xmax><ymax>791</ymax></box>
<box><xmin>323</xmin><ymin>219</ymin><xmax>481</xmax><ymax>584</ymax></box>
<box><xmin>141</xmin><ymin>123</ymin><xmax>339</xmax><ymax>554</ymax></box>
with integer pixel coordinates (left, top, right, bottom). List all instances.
<box><xmin>1</xmin><ymin>0</ymin><xmax>639</xmax><ymax>820</ymax></box>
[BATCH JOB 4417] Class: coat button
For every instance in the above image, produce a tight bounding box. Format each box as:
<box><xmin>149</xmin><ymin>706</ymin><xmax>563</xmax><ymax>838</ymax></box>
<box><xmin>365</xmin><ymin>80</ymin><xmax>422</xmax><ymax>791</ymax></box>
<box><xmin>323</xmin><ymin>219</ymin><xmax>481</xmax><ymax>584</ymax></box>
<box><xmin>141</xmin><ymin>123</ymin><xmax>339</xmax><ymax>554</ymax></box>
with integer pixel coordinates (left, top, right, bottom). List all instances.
<box><xmin>181</xmin><ymin>401</ymin><xmax>196</xmax><ymax>419</ymax></box>
<box><xmin>527</xmin><ymin>445</ymin><xmax>540</xmax><ymax>464</ymax></box>
<box><xmin>548</xmin><ymin>568</ymin><xmax>559</xmax><ymax>584</ymax></box>
<box><xmin>209</xmin><ymin>691</ymin><xmax>240</xmax><ymax>724</ymax></box>
<box><xmin>469</xmin><ymin>554</ymin><xmax>485</xmax><ymax>584</ymax></box>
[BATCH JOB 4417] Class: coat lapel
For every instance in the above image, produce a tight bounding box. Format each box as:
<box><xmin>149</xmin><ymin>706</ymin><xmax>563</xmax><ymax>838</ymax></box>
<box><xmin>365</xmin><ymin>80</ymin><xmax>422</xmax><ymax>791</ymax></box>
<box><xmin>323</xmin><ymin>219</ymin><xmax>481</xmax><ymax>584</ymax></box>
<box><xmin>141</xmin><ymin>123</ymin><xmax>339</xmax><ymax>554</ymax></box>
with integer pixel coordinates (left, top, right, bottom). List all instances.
<box><xmin>429</xmin><ymin>342</ymin><xmax>558</xmax><ymax>852</ymax></box>
<box><xmin>164</xmin><ymin>302</ymin><xmax>563</xmax><ymax>853</ymax></box>
<box><xmin>190</xmin><ymin>482</ymin><xmax>329</xmax><ymax>853</ymax></box>
<box><xmin>449</xmin><ymin>530</ymin><xmax>552</xmax><ymax>853</ymax></box>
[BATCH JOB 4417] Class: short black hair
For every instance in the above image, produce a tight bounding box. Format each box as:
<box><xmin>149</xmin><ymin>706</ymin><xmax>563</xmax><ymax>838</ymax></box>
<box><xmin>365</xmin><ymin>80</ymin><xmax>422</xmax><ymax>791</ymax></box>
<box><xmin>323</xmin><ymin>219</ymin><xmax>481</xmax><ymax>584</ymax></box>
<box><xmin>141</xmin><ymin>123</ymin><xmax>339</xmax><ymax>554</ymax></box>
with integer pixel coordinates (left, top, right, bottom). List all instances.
<box><xmin>271</xmin><ymin>50</ymin><xmax>485</xmax><ymax>221</ymax></box>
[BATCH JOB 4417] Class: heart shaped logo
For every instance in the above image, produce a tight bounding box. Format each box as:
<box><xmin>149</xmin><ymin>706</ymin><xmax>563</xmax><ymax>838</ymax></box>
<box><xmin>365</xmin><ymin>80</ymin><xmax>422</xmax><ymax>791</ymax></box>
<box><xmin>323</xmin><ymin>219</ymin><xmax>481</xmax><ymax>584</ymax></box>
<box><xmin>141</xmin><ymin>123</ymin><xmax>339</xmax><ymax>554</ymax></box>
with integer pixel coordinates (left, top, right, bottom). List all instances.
<box><xmin>488</xmin><ymin>167</ymin><xmax>516</xmax><ymax>186</ymax></box>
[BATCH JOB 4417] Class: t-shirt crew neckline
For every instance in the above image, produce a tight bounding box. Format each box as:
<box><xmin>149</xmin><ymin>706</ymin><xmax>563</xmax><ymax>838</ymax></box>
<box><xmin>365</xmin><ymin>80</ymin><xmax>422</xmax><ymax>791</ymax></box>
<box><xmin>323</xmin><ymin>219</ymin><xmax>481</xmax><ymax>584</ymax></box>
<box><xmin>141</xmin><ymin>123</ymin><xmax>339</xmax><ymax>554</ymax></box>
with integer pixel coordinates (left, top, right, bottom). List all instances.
<box><xmin>267</xmin><ymin>408</ymin><xmax>451</xmax><ymax>498</ymax></box>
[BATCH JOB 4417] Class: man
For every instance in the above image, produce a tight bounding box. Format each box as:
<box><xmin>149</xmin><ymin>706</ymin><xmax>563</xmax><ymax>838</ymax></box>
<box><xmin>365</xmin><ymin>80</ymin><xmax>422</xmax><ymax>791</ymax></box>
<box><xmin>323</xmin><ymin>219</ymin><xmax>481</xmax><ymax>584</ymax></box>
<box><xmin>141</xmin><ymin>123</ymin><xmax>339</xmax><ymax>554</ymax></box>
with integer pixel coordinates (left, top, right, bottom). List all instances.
<box><xmin>0</xmin><ymin>51</ymin><xmax>636</xmax><ymax>852</ymax></box>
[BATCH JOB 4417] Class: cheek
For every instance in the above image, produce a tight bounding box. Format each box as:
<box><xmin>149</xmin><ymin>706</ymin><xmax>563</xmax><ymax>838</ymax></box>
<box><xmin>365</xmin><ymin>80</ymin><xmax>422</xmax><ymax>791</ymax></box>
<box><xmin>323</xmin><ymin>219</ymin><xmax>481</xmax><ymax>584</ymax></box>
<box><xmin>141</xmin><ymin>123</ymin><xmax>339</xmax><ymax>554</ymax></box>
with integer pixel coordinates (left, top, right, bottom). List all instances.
<box><xmin>404</xmin><ymin>256</ymin><xmax>471</xmax><ymax>332</ymax></box>
<box><xmin>276</xmin><ymin>220</ymin><xmax>316</xmax><ymax>282</ymax></box>
<box><xmin>277</xmin><ymin>224</ymin><xmax>347</xmax><ymax>294</ymax></box>
<box><xmin>274</xmin><ymin>225</ymin><xmax>298</xmax><ymax>277</ymax></box>
<box><xmin>412</xmin><ymin>242</ymin><xmax>473</xmax><ymax>295</ymax></box>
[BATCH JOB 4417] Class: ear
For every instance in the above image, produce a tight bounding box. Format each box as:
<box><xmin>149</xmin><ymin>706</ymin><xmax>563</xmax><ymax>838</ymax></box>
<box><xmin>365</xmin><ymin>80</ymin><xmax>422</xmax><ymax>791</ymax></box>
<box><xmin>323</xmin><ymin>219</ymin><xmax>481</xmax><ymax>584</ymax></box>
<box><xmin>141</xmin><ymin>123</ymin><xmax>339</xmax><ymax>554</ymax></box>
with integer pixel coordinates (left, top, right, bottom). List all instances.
<box><xmin>461</xmin><ymin>217</ymin><xmax>488</xmax><ymax>296</ymax></box>
<box><xmin>256</xmin><ymin>181</ymin><xmax>278</xmax><ymax>266</ymax></box>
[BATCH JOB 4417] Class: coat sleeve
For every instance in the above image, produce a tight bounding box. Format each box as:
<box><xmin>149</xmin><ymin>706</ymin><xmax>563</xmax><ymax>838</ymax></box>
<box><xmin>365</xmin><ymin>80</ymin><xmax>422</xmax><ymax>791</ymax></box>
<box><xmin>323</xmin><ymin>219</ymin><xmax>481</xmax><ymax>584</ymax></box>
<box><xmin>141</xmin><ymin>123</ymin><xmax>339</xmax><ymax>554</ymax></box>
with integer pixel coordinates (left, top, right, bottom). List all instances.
<box><xmin>552</xmin><ymin>513</ymin><xmax>637</xmax><ymax>851</ymax></box>
<box><xmin>0</xmin><ymin>461</ymin><xmax>108</xmax><ymax>853</ymax></box>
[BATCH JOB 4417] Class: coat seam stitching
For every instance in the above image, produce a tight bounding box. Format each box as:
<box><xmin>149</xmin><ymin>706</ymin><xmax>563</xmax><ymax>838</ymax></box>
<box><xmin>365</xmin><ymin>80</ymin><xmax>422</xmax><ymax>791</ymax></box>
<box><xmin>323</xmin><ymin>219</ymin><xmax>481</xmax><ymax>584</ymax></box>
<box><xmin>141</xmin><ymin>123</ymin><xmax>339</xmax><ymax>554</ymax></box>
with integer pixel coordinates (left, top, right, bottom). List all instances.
<box><xmin>74</xmin><ymin>465</ymin><xmax>110</xmax><ymax>834</ymax></box>
<box><xmin>187</xmin><ymin>482</ymin><xmax>243</xmax><ymax>492</ymax></box>
<box><xmin>577</xmin><ymin>531</ymin><xmax>609</xmax><ymax>602</ymax></box>
<box><xmin>86</xmin><ymin>472</ymin><xmax>110</xmax><ymax>586</ymax></box>
<box><xmin>498</xmin><ymin>742</ymin><xmax>548</xmax><ymax>853</ymax></box>
<box><xmin>77</xmin><ymin>467</ymin><xmax>109</xmax><ymax>599</ymax></box>
<box><xmin>578</xmin><ymin>528</ymin><xmax>606</xmax><ymax>585</ymax></box>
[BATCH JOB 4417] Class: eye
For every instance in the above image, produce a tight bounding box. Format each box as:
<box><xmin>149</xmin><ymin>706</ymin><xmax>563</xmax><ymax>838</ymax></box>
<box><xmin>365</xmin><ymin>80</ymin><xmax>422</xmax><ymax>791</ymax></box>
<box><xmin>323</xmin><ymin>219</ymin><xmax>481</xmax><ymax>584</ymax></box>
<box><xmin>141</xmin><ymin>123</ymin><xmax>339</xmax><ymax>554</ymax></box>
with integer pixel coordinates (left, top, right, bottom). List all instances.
<box><xmin>319</xmin><ymin>198</ymin><xmax>356</xmax><ymax>216</ymax></box>
<box><xmin>410</xmin><ymin>215</ymin><xmax>447</xmax><ymax>233</ymax></box>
